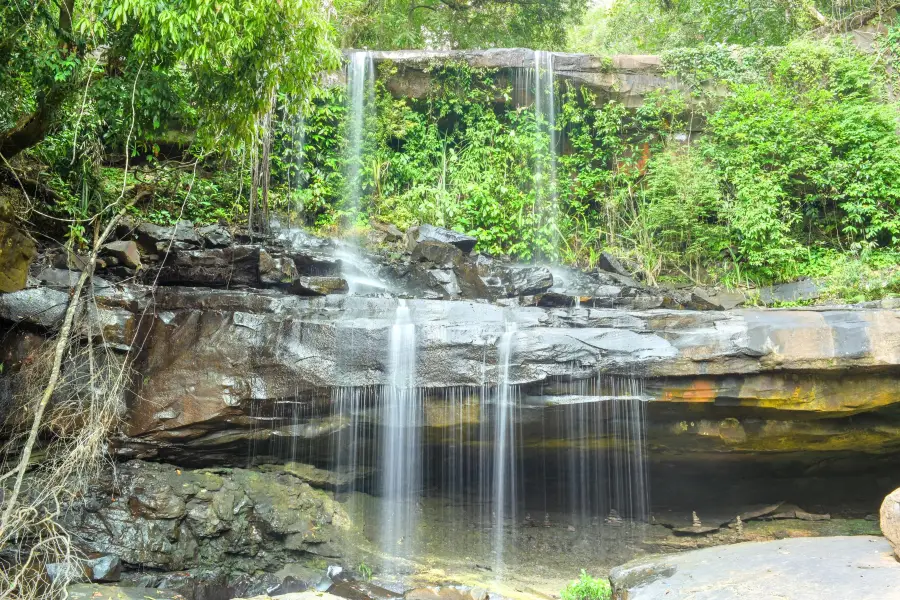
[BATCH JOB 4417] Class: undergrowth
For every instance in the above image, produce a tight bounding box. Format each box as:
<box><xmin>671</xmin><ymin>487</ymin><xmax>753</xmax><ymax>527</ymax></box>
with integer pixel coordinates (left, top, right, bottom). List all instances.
<box><xmin>13</xmin><ymin>34</ymin><xmax>900</xmax><ymax>298</ymax></box>
<box><xmin>561</xmin><ymin>570</ymin><xmax>612</xmax><ymax>600</ymax></box>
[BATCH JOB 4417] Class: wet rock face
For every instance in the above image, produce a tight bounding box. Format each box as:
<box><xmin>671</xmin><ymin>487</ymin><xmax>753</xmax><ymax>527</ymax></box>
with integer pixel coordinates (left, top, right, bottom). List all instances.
<box><xmin>63</xmin><ymin>461</ymin><xmax>359</xmax><ymax>573</ymax></box>
<box><xmin>370</xmin><ymin>50</ymin><xmax>692</xmax><ymax>112</ymax></box>
<box><xmin>406</xmin><ymin>224</ymin><xmax>478</xmax><ymax>254</ymax></box>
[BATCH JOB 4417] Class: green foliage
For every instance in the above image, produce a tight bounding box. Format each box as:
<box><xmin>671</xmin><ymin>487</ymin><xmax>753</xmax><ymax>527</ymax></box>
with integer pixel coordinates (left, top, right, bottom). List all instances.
<box><xmin>703</xmin><ymin>39</ymin><xmax>900</xmax><ymax>279</ymax></box>
<box><xmin>571</xmin><ymin>0</ymin><xmax>884</xmax><ymax>54</ymax></box>
<box><xmin>334</xmin><ymin>0</ymin><xmax>588</xmax><ymax>50</ymax></box>
<box><xmin>637</xmin><ymin>144</ymin><xmax>727</xmax><ymax>282</ymax></box>
<box><xmin>561</xmin><ymin>570</ymin><xmax>611</xmax><ymax>600</ymax></box>
<box><xmin>76</xmin><ymin>0</ymin><xmax>338</xmax><ymax>148</ymax></box>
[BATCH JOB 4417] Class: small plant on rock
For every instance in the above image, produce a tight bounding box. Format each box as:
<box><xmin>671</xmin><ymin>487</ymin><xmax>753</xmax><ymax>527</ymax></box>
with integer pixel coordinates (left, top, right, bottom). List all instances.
<box><xmin>561</xmin><ymin>570</ymin><xmax>612</xmax><ymax>600</ymax></box>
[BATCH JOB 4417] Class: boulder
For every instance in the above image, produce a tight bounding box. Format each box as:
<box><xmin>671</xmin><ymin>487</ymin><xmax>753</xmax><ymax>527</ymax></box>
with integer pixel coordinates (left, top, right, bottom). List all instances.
<box><xmin>881</xmin><ymin>488</ymin><xmax>900</xmax><ymax>560</ymax></box>
<box><xmin>135</xmin><ymin>220</ymin><xmax>201</xmax><ymax>252</ymax></box>
<box><xmin>0</xmin><ymin>221</ymin><xmax>36</xmax><ymax>292</ymax></box>
<box><xmin>609</xmin><ymin>536</ymin><xmax>900</xmax><ymax>599</ymax></box>
<box><xmin>370</xmin><ymin>220</ymin><xmax>404</xmax><ymax>243</ymax></box>
<box><xmin>758</xmin><ymin>279</ymin><xmax>821</xmax><ymax>305</ymax></box>
<box><xmin>36</xmin><ymin>268</ymin><xmax>113</xmax><ymax>293</ymax></box>
<box><xmin>87</xmin><ymin>554</ymin><xmax>123</xmax><ymax>582</ymax></box>
<box><xmin>156</xmin><ymin>246</ymin><xmax>260</xmax><ymax>287</ymax></box>
<box><xmin>290</xmin><ymin>276</ymin><xmax>349</xmax><ymax>296</ymax></box>
<box><xmin>407</xmin><ymin>224</ymin><xmax>477</xmax><ymax>254</ymax></box>
<box><xmin>199</xmin><ymin>223</ymin><xmax>233</xmax><ymax>248</ymax></box>
<box><xmin>66</xmin><ymin>584</ymin><xmax>184</xmax><ymax>600</ymax></box>
<box><xmin>102</xmin><ymin>240</ymin><xmax>141</xmax><ymax>269</ymax></box>
<box><xmin>50</xmin><ymin>248</ymin><xmax>90</xmax><ymax>271</ymax></box>
<box><xmin>501</xmin><ymin>265</ymin><xmax>553</xmax><ymax>296</ymax></box>
<box><xmin>259</xmin><ymin>250</ymin><xmax>299</xmax><ymax>286</ymax></box>
<box><xmin>328</xmin><ymin>580</ymin><xmax>402</xmax><ymax>600</ymax></box>
<box><xmin>688</xmin><ymin>287</ymin><xmax>746</xmax><ymax>311</ymax></box>
<box><xmin>411</xmin><ymin>240</ymin><xmax>464</xmax><ymax>267</ymax></box>
<box><xmin>0</xmin><ymin>287</ymin><xmax>69</xmax><ymax>328</ymax></box>
<box><xmin>598</xmin><ymin>251</ymin><xmax>630</xmax><ymax>278</ymax></box>
<box><xmin>62</xmin><ymin>461</ymin><xmax>359</xmax><ymax>573</ymax></box>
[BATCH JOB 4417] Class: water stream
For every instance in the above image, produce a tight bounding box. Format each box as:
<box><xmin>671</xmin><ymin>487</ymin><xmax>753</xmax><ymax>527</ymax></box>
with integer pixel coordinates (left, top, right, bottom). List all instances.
<box><xmin>492</xmin><ymin>321</ymin><xmax>518</xmax><ymax>573</ymax></box>
<box><xmin>533</xmin><ymin>50</ymin><xmax>559</xmax><ymax>253</ymax></box>
<box><xmin>379</xmin><ymin>300</ymin><xmax>422</xmax><ymax>570</ymax></box>
<box><xmin>252</xmin><ymin>50</ymin><xmax>650</xmax><ymax>583</ymax></box>
<box><xmin>345</xmin><ymin>51</ymin><xmax>375</xmax><ymax>223</ymax></box>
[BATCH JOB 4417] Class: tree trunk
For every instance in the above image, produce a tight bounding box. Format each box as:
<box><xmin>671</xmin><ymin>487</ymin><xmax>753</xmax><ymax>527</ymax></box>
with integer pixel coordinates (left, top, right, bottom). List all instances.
<box><xmin>0</xmin><ymin>86</ymin><xmax>70</xmax><ymax>160</ymax></box>
<box><xmin>0</xmin><ymin>0</ymin><xmax>77</xmax><ymax>159</ymax></box>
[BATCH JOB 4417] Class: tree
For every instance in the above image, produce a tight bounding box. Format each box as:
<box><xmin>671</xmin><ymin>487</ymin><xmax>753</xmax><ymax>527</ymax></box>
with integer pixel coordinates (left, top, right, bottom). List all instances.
<box><xmin>0</xmin><ymin>0</ymin><xmax>338</xmax><ymax>160</ymax></box>
<box><xmin>334</xmin><ymin>0</ymin><xmax>589</xmax><ymax>50</ymax></box>
<box><xmin>572</xmin><ymin>0</ymin><xmax>894</xmax><ymax>53</ymax></box>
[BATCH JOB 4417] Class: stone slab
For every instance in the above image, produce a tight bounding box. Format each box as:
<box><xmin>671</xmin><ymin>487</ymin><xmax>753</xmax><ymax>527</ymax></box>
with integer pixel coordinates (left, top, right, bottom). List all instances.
<box><xmin>610</xmin><ymin>536</ymin><xmax>900</xmax><ymax>600</ymax></box>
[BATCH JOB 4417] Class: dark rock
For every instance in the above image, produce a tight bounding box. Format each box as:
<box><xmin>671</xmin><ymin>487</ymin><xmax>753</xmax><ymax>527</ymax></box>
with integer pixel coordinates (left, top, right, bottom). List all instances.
<box><xmin>598</xmin><ymin>251</ymin><xmax>630</xmax><ymax>277</ymax></box>
<box><xmin>329</xmin><ymin>580</ymin><xmax>403</xmax><ymax>600</ymax></box>
<box><xmin>157</xmin><ymin>240</ymin><xmax>196</xmax><ymax>254</ymax></box>
<box><xmin>199</xmin><ymin>224</ymin><xmax>233</xmax><ymax>248</ymax></box>
<box><xmin>501</xmin><ymin>266</ymin><xmax>553</xmax><ymax>296</ymax></box>
<box><xmin>758</xmin><ymin>279</ymin><xmax>821</xmax><ymax>305</ymax></box>
<box><xmin>0</xmin><ymin>220</ymin><xmax>36</xmax><ymax>292</ymax></box>
<box><xmin>370</xmin><ymin>220</ymin><xmax>404</xmax><ymax>243</ymax></box>
<box><xmin>536</xmin><ymin>292</ymin><xmax>577</xmax><ymax>307</ymax></box>
<box><xmin>609</xmin><ymin>536</ymin><xmax>900</xmax><ymax>600</ymax></box>
<box><xmin>50</xmin><ymin>248</ymin><xmax>90</xmax><ymax>271</ymax></box>
<box><xmin>290</xmin><ymin>276</ymin><xmax>349</xmax><ymax>296</ymax></box>
<box><xmin>135</xmin><ymin>220</ymin><xmax>201</xmax><ymax>252</ymax></box>
<box><xmin>67</xmin><ymin>584</ymin><xmax>185</xmax><ymax>600</ymax></box>
<box><xmin>411</xmin><ymin>240</ymin><xmax>464</xmax><ymax>267</ymax></box>
<box><xmin>0</xmin><ymin>287</ymin><xmax>69</xmax><ymax>328</ymax></box>
<box><xmin>36</xmin><ymin>268</ymin><xmax>112</xmax><ymax>293</ymax></box>
<box><xmin>407</xmin><ymin>224</ymin><xmax>477</xmax><ymax>254</ymax></box>
<box><xmin>686</xmin><ymin>287</ymin><xmax>746</xmax><ymax>311</ymax></box>
<box><xmin>259</xmin><ymin>250</ymin><xmax>298</xmax><ymax>287</ymax></box>
<box><xmin>87</xmin><ymin>554</ymin><xmax>123</xmax><ymax>582</ymax></box>
<box><xmin>102</xmin><ymin>240</ymin><xmax>142</xmax><ymax>269</ymax></box>
<box><xmin>156</xmin><ymin>246</ymin><xmax>260</xmax><ymax>287</ymax></box>
<box><xmin>122</xmin><ymin>568</ymin><xmax>288</xmax><ymax>600</ymax></box>
<box><xmin>46</xmin><ymin>561</ymin><xmax>85</xmax><ymax>582</ymax></box>
<box><xmin>62</xmin><ymin>461</ymin><xmax>359</xmax><ymax>573</ymax></box>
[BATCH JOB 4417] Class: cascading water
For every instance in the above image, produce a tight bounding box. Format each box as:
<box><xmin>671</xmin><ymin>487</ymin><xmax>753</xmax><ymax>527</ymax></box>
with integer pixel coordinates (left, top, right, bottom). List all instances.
<box><xmin>533</xmin><ymin>50</ymin><xmax>559</xmax><ymax>254</ymax></box>
<box><xmin>287</xmin><ymin>112</ymin><xmax>306</xmax><ymax>226</ymax></box>
<box><xmin>345</xmin><ymin>51</ymin><xmax>375</xmax><ymax>223</ymax></box>
<box><xmin>380</xmin><ymin>300</ymin><xmax>423</xmax><ymax>570</ymax></box>
<box><xmin>491</xmin><ymin>322</ymin><xmax>518</xmax><ymax>574</ymax></box>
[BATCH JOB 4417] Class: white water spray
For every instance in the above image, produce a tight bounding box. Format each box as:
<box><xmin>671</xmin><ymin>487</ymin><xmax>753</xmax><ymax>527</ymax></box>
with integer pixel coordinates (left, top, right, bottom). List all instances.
<box><xmin>534</xmin><ymin>50</ymin><xmax>558</xmax><ymax>254</ymax></box>
<box><xmin>345</xmin><ymin>51</ymin><xmax>375</xmax><ymax>223</ymax></box>
<box><xmin>492</xmin><ymin>321</ymin><xmax>517</xmax><ymax>574</ymax></box>
<box><xmin>380</xmin><ymin>300</ymin><xmax>422</xmax><ymax>570</ymax></box>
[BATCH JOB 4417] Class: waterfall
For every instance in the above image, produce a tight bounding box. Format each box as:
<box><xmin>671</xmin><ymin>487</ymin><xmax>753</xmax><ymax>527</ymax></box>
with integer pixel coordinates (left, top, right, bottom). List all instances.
<box><xmin>345</xmin><ymin>51</ymin><xmax>375</xmax><ymax>224</ymax></box>
<box><xmin>533</xmin><ymin>50</ymin><xmax>558</xmax><ymax>254</ymax></box>
<box><xmin>380</xmin><ymin>300</ymin><xmax>422</xmax><ymax>570</ymax></box>
<box><xmin>491</xmin><ymin>322</ymin><xmax>517</xmax><ymax>574</ymax></box>
<box><xmin>288</xmin><ymin>112</ymin><xmax>306</xmax><ymax>226</ymax></box>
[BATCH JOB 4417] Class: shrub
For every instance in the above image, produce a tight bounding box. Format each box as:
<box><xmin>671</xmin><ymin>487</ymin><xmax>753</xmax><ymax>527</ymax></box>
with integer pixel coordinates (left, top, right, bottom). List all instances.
<box><xmin>561</xmin><ymin>570</ymin><xmax>612</xmax><ymax>600</ymax></box>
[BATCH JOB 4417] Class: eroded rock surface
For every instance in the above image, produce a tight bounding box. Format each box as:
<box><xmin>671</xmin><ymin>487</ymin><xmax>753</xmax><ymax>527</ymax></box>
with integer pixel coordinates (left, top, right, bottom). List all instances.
<box><xmin>609</xmin><ymin>536</ymin><xmax>900</xmax><ymax>599</ymax></box>
<box><xmin>63</xmin><ymin>461</ymin><xmax>362</xmax><ymax>573</ymax></box>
